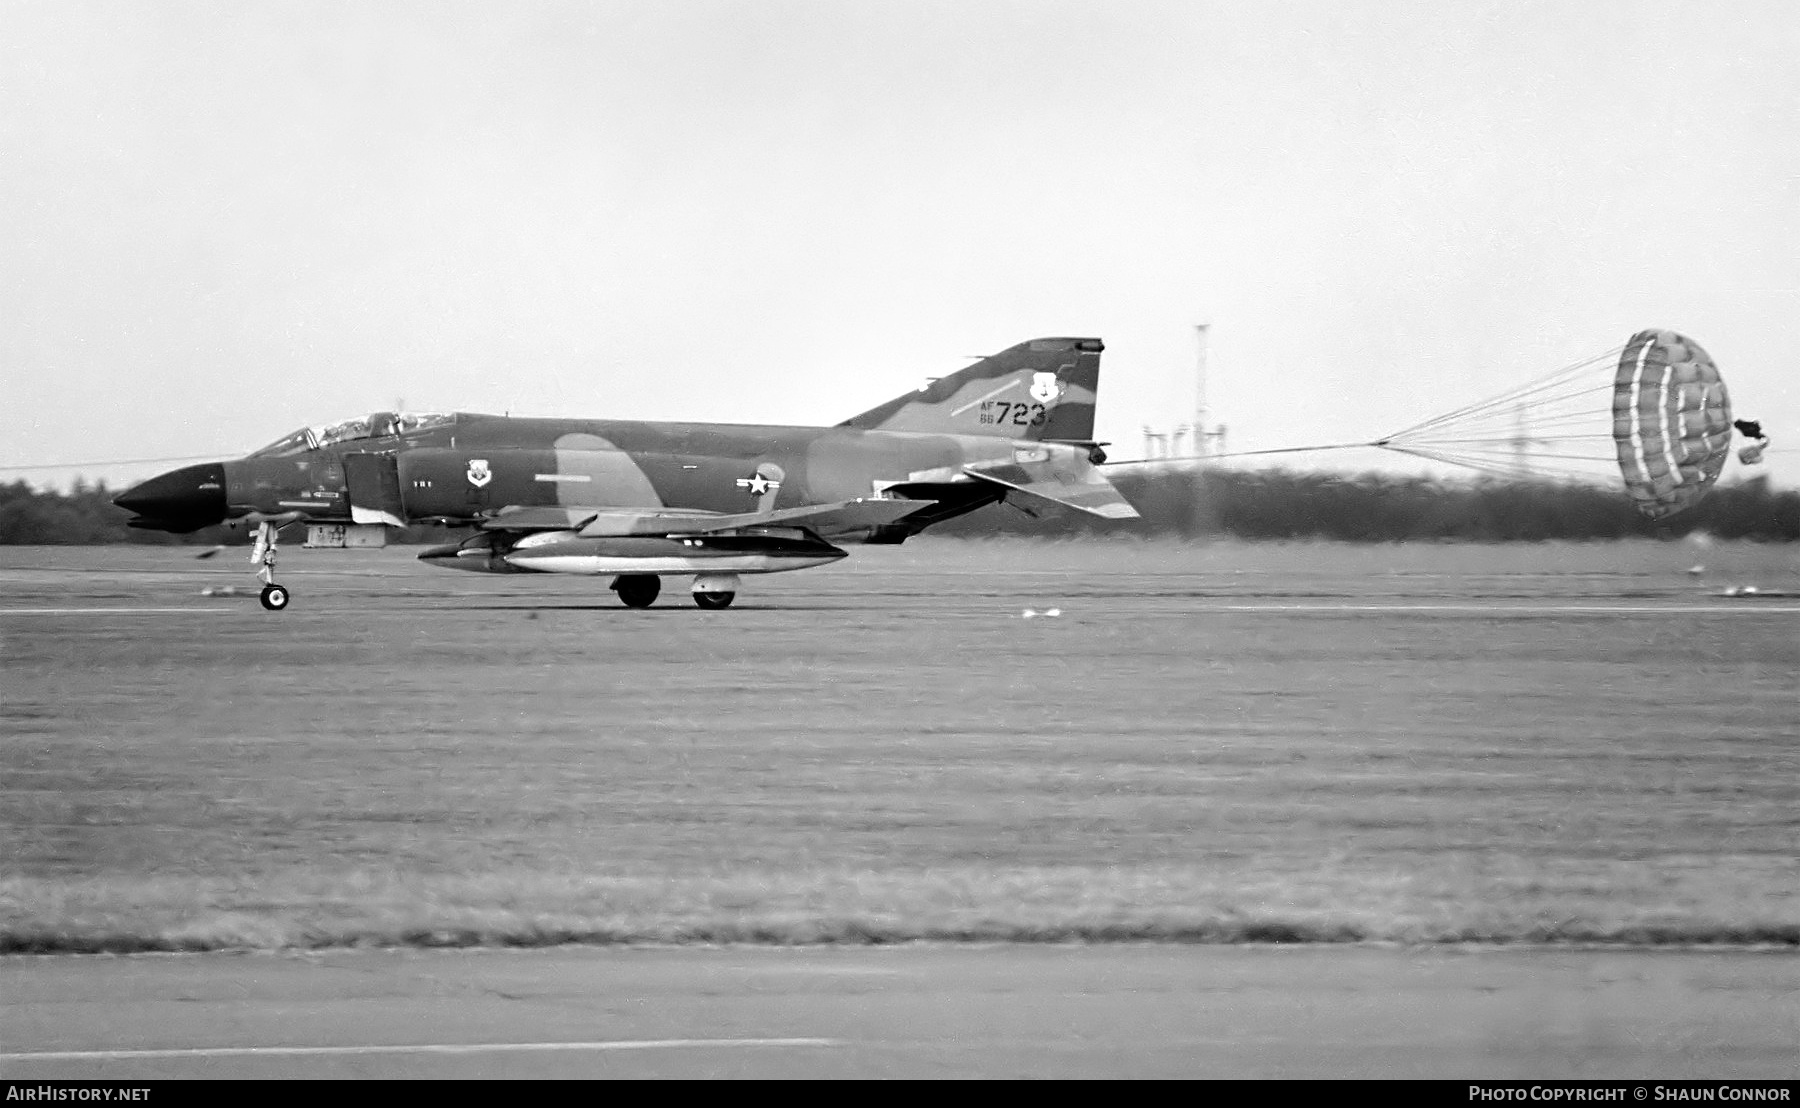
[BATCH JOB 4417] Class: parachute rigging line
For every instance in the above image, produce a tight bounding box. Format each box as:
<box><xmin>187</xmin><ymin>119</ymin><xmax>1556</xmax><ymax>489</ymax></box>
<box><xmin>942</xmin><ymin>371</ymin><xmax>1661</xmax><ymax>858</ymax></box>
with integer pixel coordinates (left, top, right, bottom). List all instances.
<box><xmin>1377</xmin><ymin>329</ymin><xmax>1748</xmax><ymax>518</ymax></box>
<box><xmin>1117</xmin><ymin>329</ymin><xmax>1761</xmax><ymax>520</ymax></box>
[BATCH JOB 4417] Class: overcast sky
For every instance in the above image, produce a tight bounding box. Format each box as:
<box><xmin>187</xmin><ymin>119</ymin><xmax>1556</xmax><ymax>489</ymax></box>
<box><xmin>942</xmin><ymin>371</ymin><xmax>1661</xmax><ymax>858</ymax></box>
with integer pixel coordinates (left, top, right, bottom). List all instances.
<box><xmin>3</xmin><ymin>0</ymin><xmax>1795</xmax><ymax>489</ymax></box>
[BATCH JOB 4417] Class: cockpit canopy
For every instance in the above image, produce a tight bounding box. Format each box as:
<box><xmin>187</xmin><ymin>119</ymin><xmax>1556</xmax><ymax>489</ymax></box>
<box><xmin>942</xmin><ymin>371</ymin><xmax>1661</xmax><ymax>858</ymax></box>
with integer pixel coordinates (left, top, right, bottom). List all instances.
<box><xmin>252</xmin><ymin>412</ymin><xmax>457</xmax><ymax>457</ymax></box>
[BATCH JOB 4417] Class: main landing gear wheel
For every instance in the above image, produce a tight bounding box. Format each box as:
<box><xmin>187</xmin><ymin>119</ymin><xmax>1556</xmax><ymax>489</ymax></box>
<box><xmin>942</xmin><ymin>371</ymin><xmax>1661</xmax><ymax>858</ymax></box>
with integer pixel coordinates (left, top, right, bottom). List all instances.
<box><xmin>259</xmin><ymin>584</ymin><xmax>290</xmax><ymax>611</ymax></box>
<box><xmin>694</xmin><ymin>591</ymin><xmax>735</xmax><ymax>609</ymax></box>
<box><xmin>613</xmin><ymin>574</ymin><xmax>661</xmax><ymax>608</ymax></box>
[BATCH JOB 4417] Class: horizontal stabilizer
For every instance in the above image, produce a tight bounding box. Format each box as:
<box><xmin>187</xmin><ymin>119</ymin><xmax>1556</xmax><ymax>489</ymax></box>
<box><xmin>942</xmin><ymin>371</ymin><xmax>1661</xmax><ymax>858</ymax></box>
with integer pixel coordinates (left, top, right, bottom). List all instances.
<box><xmin>483</xmin><ymin>499</ymin><xmax>937</xmax><ymax>540</ymax></box>
<box><xmin>963</xmin><ymin>456</ymin><xmax>1139</xmax><ymax>519</ymax></box>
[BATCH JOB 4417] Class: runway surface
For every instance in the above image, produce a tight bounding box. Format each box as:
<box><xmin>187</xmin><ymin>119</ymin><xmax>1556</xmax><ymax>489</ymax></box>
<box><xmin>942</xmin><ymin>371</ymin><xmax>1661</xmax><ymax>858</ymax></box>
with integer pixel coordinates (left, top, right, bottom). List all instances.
<box><xmin>5</xmin><ymin>945</ymin><xmax>1798</xmax><ymax>1079</ymax></box>
<box><xmin>2</xmin><ymin>540</ymin><xmax>1796</xmax><ymax>1077</ymax></box>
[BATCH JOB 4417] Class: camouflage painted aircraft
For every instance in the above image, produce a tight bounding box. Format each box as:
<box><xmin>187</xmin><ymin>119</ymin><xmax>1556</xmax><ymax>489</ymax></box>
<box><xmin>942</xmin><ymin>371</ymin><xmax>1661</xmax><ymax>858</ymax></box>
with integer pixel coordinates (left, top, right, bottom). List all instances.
<box><xmin>113</xmin><ymin>337</ymin><xmax>1138</xmax><ymax>610</ymax></box>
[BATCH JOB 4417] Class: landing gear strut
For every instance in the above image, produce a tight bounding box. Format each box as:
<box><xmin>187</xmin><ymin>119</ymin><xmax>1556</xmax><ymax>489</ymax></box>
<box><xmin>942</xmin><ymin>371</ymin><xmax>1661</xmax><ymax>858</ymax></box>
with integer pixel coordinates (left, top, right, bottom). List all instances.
<box><xmin>612</xmin><ymin>574</ymin><xmax>661</xmax><ymax>608</ymax></box>
<box><xmin>251</xmin><ymin>521</ymin><xmax>290</xmax><ymax>611</ymax></box>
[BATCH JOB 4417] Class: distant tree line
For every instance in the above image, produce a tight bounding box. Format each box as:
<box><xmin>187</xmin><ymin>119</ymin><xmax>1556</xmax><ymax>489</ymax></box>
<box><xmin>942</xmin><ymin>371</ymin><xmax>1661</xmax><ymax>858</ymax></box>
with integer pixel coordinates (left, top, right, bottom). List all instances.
<box><xmin>932</xmin><ymin>469</ymin><xmax>1800</xmax><ymax>542</ymax></box>
<box><xmin>0</xmin><ymin>480</ymin><xmax>457</xmax><ymax>546</ymax></box>
<box><xmin>0</xmin><ymin>480</ymin><xmax>174</xmax><ymax>545</ymax></box>
<box><xmin>3</xmin><ymin>470</ymin><xmax>1796</xmax><ymax>545</ymax></box>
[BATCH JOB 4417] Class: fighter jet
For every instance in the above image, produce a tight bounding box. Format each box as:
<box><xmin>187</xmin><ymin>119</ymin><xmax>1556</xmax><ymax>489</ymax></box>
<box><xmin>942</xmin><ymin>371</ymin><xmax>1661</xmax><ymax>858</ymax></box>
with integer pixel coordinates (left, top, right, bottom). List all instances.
<box><xmin>113</xmin><ymin>337</ymin><xmax>1137</xmax><ymax>610</ymax></box>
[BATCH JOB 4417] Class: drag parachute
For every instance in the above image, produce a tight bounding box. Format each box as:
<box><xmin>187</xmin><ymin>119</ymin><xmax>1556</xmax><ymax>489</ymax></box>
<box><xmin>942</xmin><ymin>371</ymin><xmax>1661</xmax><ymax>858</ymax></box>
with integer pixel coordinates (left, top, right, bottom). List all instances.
<box><xmin>1610</xmin><ymin>330</ymin><xmax>1732</xmax><ymax>519</ymax></box>
<box><xmin>1375</xmin><ymin>329</ymin><xmax>1763</xmax><ymax>520</ymax></box>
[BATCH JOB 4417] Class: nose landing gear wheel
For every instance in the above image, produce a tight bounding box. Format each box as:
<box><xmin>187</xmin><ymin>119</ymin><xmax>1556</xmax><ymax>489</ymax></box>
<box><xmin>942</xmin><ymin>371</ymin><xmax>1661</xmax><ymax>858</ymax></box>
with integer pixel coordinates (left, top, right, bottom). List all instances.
<box><xmin>249</xmin><ymin>520</ymin><xmax>292</xmax><ymax>613</ymax></box>
<box><xmin>694</xmin><ymin>591</ymin><xmax>735</xmax><ymax>609</ymax></box>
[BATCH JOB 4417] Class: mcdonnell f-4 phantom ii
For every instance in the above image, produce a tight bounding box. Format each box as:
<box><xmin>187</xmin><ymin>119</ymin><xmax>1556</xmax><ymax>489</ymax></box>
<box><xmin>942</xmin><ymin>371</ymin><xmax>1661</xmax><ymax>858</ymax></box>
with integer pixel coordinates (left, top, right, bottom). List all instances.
<box><xmin>113</xmin><ymin>337</ymin><xmax>1139</xmax><ymax>610</ymax></box>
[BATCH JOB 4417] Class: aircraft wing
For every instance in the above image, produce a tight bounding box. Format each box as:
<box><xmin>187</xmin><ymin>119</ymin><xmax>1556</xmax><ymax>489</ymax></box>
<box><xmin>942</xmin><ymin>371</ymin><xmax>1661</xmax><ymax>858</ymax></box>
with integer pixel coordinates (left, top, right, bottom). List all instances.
<box><xmin>714</xmin><ymin>497</ymin><xmax>937</xmax><ymax>538</ymax></box>
<box><xmin>963</xmin><ymin>454</ymin><xmax>1140</xmax><ymax>519</ymax></box>
<box><xmin>478</xmin><ymin>506</ymin><xmax>605</xmax><ymax>531</ymax></box>
<box><xmin>480</xmin><ymin>498</ymin><xmax>937</xmax><ymax>540</ymax></box>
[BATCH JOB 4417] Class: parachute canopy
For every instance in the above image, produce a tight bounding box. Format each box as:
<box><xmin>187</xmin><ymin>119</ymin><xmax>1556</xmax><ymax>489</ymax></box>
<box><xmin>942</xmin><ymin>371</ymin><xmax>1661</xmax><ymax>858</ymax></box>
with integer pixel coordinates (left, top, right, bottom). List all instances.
<box><xmin>1610</xmin><ymin>330</ymin><xmax>1732</xmax><ymax>519</ymax></box>
<box><xmin>1376</xmin><ymin>328</ymin><xmax>1749</xmax><ymax>520</ymax></box>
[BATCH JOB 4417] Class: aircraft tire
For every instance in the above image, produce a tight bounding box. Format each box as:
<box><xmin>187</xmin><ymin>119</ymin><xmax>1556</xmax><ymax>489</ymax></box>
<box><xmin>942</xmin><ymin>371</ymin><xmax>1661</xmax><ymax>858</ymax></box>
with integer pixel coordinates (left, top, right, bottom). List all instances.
<box><xmin>614</xmin><ymin>574</ymin><xmax>660</xmax><ymax>608</ymax></box>
<box><xmin>694</xmin><ymin>591</ymin><xmax>735</xmax><ymax>609</ymax></box>
<box><xmin>259</xmin><ymin>584</ymin><xmax>290</xmax><ymax>611</ymax></box>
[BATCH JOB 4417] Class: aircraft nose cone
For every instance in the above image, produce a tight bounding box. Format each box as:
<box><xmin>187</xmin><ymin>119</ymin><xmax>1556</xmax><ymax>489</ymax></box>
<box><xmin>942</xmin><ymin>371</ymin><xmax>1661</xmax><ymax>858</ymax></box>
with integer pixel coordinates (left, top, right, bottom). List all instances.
<box><xmin>113</xmin><ymin>462</ymin><xmax>229</xmax><ymax>530</ymax></box>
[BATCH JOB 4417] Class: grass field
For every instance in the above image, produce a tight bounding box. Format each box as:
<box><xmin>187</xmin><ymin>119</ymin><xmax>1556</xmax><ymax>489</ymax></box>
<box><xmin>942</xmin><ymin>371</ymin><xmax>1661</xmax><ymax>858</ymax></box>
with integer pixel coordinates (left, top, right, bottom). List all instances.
<box><xmin>2</xmin><ymin>538</ymin><xmax>1796</xmax><ymax>951</ymax></box>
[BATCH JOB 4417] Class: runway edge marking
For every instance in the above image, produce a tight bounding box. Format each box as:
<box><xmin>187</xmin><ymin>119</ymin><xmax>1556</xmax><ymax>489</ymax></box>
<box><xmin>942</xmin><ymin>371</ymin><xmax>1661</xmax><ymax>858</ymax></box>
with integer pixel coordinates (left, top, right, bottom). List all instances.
<box><xmin>0</xmin><ymin>1038</ymin><xmax>840</xmax><ymax>1061</ymax></box>
<box><xmin>1187</xmin><ymin>603</ymin><xmax>1800</xmax><ymax>613</ymax></box>
<box><xmin>2</xmin><ymin>603</ymin><xmax>1793</xmax><ymax>616</ymax></box>
<box><xmin>0</xmin><ymin>607</ymin><xmax>241</xmax><ymax>615</ymax></box>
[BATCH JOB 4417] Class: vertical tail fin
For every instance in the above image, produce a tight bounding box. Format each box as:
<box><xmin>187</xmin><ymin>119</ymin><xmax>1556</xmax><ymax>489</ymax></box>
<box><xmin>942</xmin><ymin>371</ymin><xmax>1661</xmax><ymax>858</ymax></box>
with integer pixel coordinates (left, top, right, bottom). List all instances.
<box><xmin>839</xmin><ymin>337</ymin><xmax>1103</xmax><ymax>441</ymax></box>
